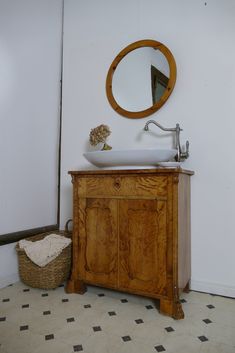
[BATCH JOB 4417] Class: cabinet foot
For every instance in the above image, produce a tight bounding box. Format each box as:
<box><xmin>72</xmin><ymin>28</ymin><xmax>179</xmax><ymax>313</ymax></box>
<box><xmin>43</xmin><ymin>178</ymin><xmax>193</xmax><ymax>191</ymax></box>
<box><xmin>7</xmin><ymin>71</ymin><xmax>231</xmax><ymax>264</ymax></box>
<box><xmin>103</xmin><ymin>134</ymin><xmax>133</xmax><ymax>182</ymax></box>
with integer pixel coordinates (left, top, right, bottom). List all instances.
<box><xmin>65</xmin><ymin>279</ymin><xmax>87</xmax><ymax>294</ymax></box>
<box><xmin>160</xmin><ymin>298</ymin><xmax>184</xmax><ymax>320</ymax></box>
<box><xmin>172</xmin><ymin>301</ymin><xmax>185</xmax><ymax>319</ymax></box>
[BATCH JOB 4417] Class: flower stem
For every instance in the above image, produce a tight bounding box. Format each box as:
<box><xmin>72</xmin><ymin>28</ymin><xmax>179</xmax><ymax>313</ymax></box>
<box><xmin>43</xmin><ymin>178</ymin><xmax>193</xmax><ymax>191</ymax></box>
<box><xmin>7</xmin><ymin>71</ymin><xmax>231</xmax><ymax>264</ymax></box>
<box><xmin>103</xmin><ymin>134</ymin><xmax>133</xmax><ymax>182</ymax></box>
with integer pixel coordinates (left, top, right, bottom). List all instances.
<box><xmin>102</xmin><ymin>143</ymin><xmax>112</xmax><ymax>151</ymax></box>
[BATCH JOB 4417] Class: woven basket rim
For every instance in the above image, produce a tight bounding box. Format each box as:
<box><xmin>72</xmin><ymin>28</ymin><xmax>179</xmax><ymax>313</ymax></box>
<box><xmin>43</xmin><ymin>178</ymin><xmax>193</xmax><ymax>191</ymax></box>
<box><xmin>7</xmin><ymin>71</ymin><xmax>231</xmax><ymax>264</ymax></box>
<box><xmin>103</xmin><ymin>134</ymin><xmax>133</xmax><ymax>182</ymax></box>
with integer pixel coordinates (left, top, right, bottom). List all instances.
<box><xmin>16</xmin><ymin>230</ymin><xmax>72</xmax><ymax>254</ymax></box>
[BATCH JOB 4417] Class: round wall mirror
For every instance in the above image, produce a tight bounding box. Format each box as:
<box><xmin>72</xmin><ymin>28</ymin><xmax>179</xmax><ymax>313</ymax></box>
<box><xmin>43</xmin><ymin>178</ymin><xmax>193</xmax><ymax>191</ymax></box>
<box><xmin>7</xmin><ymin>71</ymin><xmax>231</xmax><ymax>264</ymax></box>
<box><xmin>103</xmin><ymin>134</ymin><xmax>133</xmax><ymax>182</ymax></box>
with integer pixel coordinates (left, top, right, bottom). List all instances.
<box><xmin>106</xmin><ymin>39</ymin><xmax>177</xmax><ymax>119</ymax></box>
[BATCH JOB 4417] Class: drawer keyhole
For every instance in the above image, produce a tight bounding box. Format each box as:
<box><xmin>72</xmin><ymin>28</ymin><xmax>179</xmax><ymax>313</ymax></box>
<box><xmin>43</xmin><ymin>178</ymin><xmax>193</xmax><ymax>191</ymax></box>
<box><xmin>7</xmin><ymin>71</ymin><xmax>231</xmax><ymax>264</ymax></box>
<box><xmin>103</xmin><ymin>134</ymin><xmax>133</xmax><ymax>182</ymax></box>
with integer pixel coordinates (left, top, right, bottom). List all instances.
<box><xmin>114</xmin><ymin>179</ymin><xmax>121</xmax><ymax>189</ymax></box>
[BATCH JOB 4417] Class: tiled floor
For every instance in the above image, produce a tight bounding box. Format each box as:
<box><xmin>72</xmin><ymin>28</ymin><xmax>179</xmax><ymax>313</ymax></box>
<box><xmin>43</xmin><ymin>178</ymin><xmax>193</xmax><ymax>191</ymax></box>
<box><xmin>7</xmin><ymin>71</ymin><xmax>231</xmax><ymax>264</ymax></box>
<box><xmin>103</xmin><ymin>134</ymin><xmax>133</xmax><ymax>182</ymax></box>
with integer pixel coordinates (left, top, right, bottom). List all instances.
<box><xmin>0</xmin><ymin>282</ymin><xmax>235</xmax><ymax>353</ymax></box>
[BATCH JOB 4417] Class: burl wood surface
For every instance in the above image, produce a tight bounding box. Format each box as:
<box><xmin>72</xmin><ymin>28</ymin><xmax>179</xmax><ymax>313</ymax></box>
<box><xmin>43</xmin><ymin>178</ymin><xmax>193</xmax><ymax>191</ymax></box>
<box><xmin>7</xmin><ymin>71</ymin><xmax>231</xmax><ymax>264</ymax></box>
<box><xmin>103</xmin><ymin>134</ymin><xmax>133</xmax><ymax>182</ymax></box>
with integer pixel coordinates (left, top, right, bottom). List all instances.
<box><xmin>119</xmin><ymin>199</ymin><xmax>167</xmax><ymax>296</ymax></box>
<box><xmin>66</xmin><ymin>168</ymin><xmax>194</xmax><ymax>319</ymax></box>
<box><xmin>78</xmin><ymin>198</ymin><xmax>118</xmax><ymax>288</ymax></box>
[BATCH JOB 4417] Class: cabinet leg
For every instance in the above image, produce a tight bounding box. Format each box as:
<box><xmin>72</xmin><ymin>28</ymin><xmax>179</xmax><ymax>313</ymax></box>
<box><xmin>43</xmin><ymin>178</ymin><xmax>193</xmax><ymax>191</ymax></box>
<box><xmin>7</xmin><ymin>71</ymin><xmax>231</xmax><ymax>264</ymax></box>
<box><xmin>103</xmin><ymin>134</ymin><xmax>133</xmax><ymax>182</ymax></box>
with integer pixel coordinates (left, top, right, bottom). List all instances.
<box><xmin>160</xmin><ymin>298</ymin><xmax>184</xmax><ymax>320</ymax></box>
<box><xmin>65</xmin><ymin>279</ymin><xmax>87</xmax><ymax>294</ymax></box>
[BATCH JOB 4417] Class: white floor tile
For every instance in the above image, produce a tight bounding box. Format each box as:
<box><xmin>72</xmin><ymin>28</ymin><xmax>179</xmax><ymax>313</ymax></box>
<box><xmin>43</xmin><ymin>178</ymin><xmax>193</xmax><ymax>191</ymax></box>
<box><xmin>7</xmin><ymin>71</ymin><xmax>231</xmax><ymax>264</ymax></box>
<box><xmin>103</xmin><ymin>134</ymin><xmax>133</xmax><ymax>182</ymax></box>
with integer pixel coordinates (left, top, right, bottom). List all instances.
<box><xmin>0</xmin><ymin>281</ymin><xmax>234</xmax><ymax>353</ymax></box>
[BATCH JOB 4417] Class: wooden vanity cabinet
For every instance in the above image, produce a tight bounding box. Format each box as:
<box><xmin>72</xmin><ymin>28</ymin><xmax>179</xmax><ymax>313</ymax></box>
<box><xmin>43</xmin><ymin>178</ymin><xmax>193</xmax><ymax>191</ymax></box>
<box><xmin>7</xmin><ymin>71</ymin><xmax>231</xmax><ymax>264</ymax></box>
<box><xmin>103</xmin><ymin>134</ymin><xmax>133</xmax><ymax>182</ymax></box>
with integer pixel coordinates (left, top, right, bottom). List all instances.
<box><xmin>66</xmin><ymin>168</ymin><xmax>194</xmax><ymax>319</ymax></box>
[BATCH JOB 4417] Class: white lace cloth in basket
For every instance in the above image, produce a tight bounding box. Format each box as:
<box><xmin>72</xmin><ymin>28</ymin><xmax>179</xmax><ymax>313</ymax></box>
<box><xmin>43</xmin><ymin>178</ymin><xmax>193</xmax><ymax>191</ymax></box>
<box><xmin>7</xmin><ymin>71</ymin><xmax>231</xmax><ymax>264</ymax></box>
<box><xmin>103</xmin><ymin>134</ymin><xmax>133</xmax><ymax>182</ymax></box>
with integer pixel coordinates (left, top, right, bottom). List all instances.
<box><xmin>19</xmin><ymin>234</ymin><xmax>71</xmax><ymax>267</ymax></box>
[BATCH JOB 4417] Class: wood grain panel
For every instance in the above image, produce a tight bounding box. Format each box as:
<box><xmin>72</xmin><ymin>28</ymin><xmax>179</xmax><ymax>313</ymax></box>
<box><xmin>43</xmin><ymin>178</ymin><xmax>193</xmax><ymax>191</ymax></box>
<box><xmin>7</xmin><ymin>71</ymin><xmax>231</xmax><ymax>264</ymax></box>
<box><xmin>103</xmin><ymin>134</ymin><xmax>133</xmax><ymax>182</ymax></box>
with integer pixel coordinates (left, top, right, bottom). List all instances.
<box><xmin>78</xmin><ymin>198</ymin><xmax>118</xmax><ymax>287</ymax></box>
<box><xmin>77</xmin><ymin>176</ymin><xmax>167</xmax><ymax>198</ymax></box>
<box><xmin>127</xmin><ymin>209</ymin><xmax>158</xmax><ymax>281</ymax></box>
<box><xmin>119</xmin><ymin>199</ymin><xmax>167</xmax><ymax>295</ymax></box>
<box><xmin>85</xmin><ymin>205</ymin><xmax>116</xmax><ymax>274</ymax></box>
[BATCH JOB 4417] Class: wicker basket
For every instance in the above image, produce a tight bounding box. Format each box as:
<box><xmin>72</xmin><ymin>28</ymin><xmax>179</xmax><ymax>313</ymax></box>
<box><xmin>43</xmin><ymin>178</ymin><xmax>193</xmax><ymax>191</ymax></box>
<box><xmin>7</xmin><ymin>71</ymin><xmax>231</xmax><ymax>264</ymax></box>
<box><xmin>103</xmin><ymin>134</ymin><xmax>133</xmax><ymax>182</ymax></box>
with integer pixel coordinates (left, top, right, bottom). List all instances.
<box><xmin>16</xmin><ymin>220</ymin><xmax>72</xmax><ymax>289</ymax></box>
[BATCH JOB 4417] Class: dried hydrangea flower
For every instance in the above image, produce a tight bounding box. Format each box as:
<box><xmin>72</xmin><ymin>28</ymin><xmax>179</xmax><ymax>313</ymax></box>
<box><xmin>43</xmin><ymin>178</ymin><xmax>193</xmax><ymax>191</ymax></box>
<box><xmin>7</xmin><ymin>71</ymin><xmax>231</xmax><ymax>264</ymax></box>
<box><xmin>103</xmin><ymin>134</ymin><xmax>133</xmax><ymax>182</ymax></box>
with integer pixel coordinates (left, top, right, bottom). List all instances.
<box><xmin>89</xmin><ymin>124</ymin><xmax>111</xmax><ymax>146</ymax></box>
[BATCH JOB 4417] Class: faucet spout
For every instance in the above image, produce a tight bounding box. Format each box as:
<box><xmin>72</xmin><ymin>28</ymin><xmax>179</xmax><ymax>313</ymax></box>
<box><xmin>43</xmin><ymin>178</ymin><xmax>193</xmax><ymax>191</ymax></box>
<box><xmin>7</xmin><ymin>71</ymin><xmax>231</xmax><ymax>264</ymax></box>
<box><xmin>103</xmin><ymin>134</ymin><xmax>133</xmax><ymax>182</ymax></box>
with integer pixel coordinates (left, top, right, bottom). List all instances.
<box><xmin>143</xmin><ymin>120</ymin><xmax>189</xmax><ymax>162</ymax></box>
<box><xmin>144</xmin><ymin>120</ymin><xmax>179</xmax><ymax>132</ymax></box>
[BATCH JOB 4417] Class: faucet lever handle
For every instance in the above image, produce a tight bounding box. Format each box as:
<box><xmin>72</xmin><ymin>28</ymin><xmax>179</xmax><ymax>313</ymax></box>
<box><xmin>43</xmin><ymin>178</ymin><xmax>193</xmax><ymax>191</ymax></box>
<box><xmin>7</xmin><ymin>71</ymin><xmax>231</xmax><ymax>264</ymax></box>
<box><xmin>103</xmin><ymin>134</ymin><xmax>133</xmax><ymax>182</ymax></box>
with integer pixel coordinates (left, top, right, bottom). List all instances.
<box><xmin>186</xmin><ymin>140</ymin><xmax>189</xmax><ymax>152</ymax></box>
<box><xmin>179</xmin><ymin>140</ymin><xmax>190</xmax><ymax>161</ymax></box>
<box><xmin>185</xmin><ymin>140</ymin><xmax>190</xmax><ymax>159</ymax></box>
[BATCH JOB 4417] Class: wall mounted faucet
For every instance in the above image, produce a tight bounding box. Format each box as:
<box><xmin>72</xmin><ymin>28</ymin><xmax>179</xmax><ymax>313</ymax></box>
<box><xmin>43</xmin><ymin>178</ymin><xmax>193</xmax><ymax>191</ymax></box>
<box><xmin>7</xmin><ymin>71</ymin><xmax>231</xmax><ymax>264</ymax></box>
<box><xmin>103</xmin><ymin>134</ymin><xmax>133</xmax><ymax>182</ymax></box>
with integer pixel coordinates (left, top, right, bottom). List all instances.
<box><xmin>144</xmin><ymin>120</ymin><xmax>189</xmax><ymax>162</ymax></box>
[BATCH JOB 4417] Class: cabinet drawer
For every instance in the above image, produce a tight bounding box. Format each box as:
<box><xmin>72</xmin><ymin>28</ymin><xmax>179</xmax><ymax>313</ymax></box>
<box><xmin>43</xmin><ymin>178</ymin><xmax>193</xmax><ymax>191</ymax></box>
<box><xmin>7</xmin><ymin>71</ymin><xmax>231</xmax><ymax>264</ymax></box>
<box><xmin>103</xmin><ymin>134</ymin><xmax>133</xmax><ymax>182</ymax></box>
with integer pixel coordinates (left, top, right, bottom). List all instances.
<box><xmin>75</xmin><ymin>175</ymin><xmax>168</xmax><ymax>198</ymax></box>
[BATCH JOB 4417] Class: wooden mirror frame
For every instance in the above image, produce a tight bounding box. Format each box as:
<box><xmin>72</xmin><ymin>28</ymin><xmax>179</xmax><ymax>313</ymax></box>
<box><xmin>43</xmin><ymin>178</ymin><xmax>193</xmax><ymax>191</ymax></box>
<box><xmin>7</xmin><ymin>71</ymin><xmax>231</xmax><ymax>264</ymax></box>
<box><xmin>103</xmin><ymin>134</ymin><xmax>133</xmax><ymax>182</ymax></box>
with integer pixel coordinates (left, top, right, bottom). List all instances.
<box><xmin>106</xmin><ymin>39</ymin><xmax>177</xmax><ymax>119</ymax></box>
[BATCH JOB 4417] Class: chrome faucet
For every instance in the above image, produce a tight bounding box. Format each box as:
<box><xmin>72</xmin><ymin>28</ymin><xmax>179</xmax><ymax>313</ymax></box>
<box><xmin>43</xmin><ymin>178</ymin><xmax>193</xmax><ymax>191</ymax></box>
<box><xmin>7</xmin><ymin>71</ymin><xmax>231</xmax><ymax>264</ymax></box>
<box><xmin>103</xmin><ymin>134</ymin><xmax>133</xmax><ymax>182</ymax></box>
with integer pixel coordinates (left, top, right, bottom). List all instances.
<box><xmin>144</xmin><ymin>120</ymin><xmax>189</xmax><ymax>162</ymax></box>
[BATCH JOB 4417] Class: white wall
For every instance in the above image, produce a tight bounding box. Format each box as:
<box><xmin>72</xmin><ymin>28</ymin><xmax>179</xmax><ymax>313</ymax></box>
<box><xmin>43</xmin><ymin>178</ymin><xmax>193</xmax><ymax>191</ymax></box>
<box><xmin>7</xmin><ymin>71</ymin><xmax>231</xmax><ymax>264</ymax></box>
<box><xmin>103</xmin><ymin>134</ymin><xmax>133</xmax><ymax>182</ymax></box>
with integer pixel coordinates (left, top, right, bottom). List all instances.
<box><xmin>0</xmin><ymin>0</ymin><xmax>62</xmax><ymax>234</ymax></box>
<box><xmin>61</xmin><ymin>0</ymin><xmax>235</xmax><ymax>297</ymax></box>
<box><xmin>0</xmin><ymin>0</ymin><xmax>63</xmax><ymax>288</ymax></box>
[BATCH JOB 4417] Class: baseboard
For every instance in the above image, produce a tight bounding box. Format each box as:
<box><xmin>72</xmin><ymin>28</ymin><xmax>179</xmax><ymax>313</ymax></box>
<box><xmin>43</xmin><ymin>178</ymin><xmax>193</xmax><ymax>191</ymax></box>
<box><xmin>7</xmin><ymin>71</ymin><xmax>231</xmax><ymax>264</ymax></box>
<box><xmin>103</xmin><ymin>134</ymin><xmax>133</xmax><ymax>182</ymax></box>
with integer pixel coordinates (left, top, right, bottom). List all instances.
<box><xmin>0</xmin><ymin>275</ymin><xmax>234</xmax><ymax>298</ymax></box>
<box><xmin>0</xmin><ymin>273</ymin><xmax>19</xmax><ymax>289</ymax></box>
<box><xmin>190</xmin><ymin>279</ymin><xmax>235</xmax><ymax>298</ymax></box>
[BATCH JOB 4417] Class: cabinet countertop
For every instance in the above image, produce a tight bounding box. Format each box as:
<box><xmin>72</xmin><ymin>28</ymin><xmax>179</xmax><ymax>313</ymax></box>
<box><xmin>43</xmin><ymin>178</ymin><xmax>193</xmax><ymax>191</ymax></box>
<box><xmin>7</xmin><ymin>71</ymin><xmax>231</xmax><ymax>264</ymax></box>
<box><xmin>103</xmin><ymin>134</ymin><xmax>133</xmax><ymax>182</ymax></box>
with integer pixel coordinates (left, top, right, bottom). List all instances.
<box><xmin>68</xmin><ymin>168</ymin><xmax>194</xmax><ymax>176</ymax></box>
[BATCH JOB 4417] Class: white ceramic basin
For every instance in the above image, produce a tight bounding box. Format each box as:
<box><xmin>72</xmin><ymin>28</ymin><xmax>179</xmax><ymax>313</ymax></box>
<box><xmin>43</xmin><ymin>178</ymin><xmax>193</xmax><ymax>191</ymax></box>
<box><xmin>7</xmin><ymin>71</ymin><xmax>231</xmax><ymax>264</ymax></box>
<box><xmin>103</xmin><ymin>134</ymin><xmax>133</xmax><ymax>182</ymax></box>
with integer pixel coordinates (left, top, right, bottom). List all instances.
<box><xmin>83</xmin><ymin>148</ymin><xmax>177</xmax><ymax>168</ymax></box>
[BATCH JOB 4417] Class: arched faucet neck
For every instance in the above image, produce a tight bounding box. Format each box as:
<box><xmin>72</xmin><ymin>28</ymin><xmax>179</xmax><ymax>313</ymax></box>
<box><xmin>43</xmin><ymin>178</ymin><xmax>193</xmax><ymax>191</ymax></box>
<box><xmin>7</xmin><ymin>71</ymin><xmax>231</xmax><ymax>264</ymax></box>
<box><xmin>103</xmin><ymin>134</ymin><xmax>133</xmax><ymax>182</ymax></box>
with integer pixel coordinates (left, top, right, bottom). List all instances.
<box><xmin>143</xmin><ymin>120</ymin><xmax>189</xmax><ymax>162</ymax></box>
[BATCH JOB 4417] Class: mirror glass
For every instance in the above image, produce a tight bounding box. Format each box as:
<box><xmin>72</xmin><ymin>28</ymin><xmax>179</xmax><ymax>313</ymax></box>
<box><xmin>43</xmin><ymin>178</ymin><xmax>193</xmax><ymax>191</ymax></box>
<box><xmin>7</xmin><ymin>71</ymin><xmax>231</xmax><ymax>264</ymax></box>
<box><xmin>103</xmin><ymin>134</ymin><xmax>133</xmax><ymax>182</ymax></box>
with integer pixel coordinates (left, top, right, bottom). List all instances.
<box><xmin>112</xmin><ymin>47</ymin><xmax>169</xmax><ymax>111</ymax></box>
<box><xmin>106</xmin><ymin>40</ymin><xmax>176</xmax><ymax>119</ymax></box>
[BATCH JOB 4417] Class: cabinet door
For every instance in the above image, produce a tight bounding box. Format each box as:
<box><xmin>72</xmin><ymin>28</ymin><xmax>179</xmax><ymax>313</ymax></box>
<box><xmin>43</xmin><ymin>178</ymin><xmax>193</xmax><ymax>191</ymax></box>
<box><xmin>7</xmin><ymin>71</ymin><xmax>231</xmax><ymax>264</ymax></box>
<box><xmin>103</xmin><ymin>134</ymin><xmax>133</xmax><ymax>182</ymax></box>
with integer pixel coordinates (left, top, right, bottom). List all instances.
<box><xmin>78</xmin><ymin>198</ymin><xmax>118</xmax><ymax>288</ymax></box>
<box><xmin>119</xmin><ymin>199</ymin><xmax>168</xmax><ymax>296</ymax></box>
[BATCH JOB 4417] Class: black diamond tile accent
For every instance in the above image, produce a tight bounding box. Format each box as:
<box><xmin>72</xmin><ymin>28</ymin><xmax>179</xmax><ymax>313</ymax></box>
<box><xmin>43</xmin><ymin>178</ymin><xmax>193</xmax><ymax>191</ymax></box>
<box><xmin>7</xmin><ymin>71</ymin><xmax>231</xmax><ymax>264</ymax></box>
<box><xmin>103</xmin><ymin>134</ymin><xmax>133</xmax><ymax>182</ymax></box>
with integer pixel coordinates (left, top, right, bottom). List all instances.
<box><xmin>67</xmin><ymin>317</ymin><xmax>75</xmax><ymax>323</ymax></box>
<box><xmin>154</xmin><ymin>345</ymin><xmax>166</xmax><ymax>352</ymax></box>
<box><xmin>43</xmin><ymin>311</ymin><xmax>51</xmax><ymax>315</ymax></box>
<box><xmin>8</xmin><ymin>284</ymin><xmax>13</xmax><ymax>286</ymax></box>
<box><xmin>73</xmin><ymin>344</ymin><xmax>83</xmax><ymax>352</ymax></box>
<box><xmin>98</xmin><ymin>293</ymin><xmax>105</xmax><ymax>297</ymax></box>
<box><xmin>145</xmin><ymin>305</ymin><xmax>154</xmax><ymax>310</ymax></box>
<box><xmin>198</xmin><ymin>335</ymin><xmax>209</xmax><ymax>342</ymax></box>
<box><xmin>108</xmin><ymin>311</ymin><xmax>116</xmax><ymax>316</ymax></box>
<box><xmin>45</xmin><ymin>334</ymin><xmax>54</xmax><ymax>340</ymax></box>
<box><xmin>203</xmin><ymin>318</ymin><xmax>212</xmax><ymax>324</ymax></box>
<box><xmin>2</xmin><ymin>299</ymin><xmax>10</xmax><ymax>302</ymax></box>
<box><xmin>120</xmin><ymin>299</ymin><xmax>128</xmax><ymax>303</ymax></box>
<box><xmin>165</xmin><ymin>326</ymin><xmax>175</xmax><ymax>332</ymax></box>
<box><xmin>206</xmin><ymin>304</ymin><xmax>215</xmax><ymax>309</ymax></box>
<box><xmin>93</xmin><ymin>326</ymin><xmax>102</xmax><ymax>332</ymax></box>
<box><xmin>22</xmin><ymin>304</ymin><xmax>29</xmax><ymax>308</ymax></box>
<box><xmin>180</xmin><ymin>299</ymin><xmax>187</xmax><ymax>303</ymax></box>
<box><xmin>62</xmin><ymin>298</ymin><xmax>69</xmax><ymax>302</ymax></box>
<box><xmin>84</xmin><ymin>304</ymin><xmax>91</xmax><ymax>308</ymax></box>
<box><xmin>135</xmin><ymin>319</ymin><xmax>144</xmax><ymax>324</ymax></box>
<box><xmin>20</xmin><ymin>325</ymin><xmax>29</xmax><ymax>331</ymax></box>
<box><xmin>122</xmin><ymin>335</ymin><xmax>131</xmax><ymax>342</ymax></box>
<box><xmin>0</xmin><ymin>317</ymin><xmax>6</xmax><ymax>321</ymax></box>
<box><xmin>41</xmin><ymin>293</ymin><xmax>48</xmax><ymax>297</ymax></box>
<box><xmin>23</xmin><ymin>288</ymin><xmax>30</xmax><ymax>292</ymax></box>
